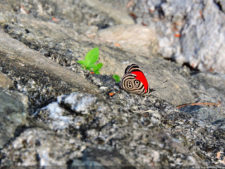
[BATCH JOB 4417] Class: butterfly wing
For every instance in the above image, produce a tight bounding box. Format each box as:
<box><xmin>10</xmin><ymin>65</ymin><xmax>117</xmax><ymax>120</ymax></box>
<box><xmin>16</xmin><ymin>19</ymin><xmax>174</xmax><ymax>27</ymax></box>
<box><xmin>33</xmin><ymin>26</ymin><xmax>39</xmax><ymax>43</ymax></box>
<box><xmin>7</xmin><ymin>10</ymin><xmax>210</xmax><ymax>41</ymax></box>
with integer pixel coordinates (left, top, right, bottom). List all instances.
<box><xmin>131</xmin><ymin>71</ymin><xmax>149</xmax><ymax>94</ymax></box>
<box><xmin>124</xmin><ymin>64</ymin><xmax>140</xmax><ymax>74</ymax></box>
<box><xmin>120</xmin><ymin>73</ymin><xmax>135</xmax><ymax>91</ymax></box>
<box><xmin>121</xmin><ymin>64</ymin><xmax>151</xmax><ymax>95</ymax></box>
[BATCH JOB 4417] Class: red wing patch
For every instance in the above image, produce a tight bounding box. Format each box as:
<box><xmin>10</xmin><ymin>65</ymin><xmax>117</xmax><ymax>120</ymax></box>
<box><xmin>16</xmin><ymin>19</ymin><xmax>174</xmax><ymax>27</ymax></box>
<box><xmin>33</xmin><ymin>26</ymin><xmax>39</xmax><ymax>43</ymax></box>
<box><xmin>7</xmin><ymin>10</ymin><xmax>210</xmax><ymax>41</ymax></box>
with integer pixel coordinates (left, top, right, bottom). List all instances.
<box><xmin>131</xmin><ymin>71</ymin><xmax>149</xmax><ymax>93</ymax></box>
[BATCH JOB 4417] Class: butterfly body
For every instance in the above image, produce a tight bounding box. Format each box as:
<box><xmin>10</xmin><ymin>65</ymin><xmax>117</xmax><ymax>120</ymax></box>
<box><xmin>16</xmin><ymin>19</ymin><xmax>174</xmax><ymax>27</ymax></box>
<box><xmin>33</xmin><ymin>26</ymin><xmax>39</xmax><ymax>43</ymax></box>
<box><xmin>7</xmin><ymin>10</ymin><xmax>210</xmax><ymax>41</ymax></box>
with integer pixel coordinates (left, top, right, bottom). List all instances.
<box><xmin>120</xmin><ymin>64</ymin><xmax>150</xmax><ymax>95</ymax></box>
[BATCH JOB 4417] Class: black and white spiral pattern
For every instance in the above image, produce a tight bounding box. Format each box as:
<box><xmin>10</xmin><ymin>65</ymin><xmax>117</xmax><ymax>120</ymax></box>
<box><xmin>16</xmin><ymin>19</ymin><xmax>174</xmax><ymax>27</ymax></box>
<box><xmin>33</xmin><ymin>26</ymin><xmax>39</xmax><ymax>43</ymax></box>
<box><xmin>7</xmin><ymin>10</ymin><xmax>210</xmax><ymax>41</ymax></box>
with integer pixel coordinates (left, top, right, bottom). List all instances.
<box><xmin>124</xmin><ymin>64</ymin><xmax>141</xmax><ymax>74</ymax></box>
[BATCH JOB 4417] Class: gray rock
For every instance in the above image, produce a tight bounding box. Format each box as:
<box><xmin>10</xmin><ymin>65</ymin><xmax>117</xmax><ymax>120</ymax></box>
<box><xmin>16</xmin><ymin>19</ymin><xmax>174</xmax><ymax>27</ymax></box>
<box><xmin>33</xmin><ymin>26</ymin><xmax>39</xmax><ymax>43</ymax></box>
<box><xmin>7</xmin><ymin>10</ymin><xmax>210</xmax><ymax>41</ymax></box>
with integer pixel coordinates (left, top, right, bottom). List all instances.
<box><xmin>0</xmin><ymin>29</ymin><xmax>98</xmax><ymax>112</ymax></box>
<box><xmin>1</xmin><ymin>127</ymin><xmax>135</xmax><ymax>168</ymax></box>
<box><xmin>131</xmin><ymin>0</ymin><xmax>225</xmax><ymax>74</ymax></box>
<box><xmin>0</xmin><ymin>0</ymin><xmax>225</xmax><ymax>168</ymax></box>
<box><xmin>0</xmin><ymin>128</ymin><xmax>86</xmax><ymax>167</ymax></box>
<box><xmin>31</xmin><ymin>90</ymin><xmax>225</xmax><ymax>167</ymax></box>
<box><xmin>0</xmin><ymin>88</ymin><xmax>28</xmax><ymax>149</ymax></box>
<box><xmin>5</xmin><ymin>91</ymin><xmax>204</xmax><ymax>168</ymax></box>
<box><xmin>183</xmin><ymin>72</ymin><xmax>225</xmax><ymax>123</ymax></box>
<box><xmin>83</xmin><ymin>0</ymin><xmax>134</xmax><ymax>25</ymax></box>
<box><xmin>33</xmin><ymin>92</ymin><xmax>97</xmax><ymax>131</ymax></box>
<box><xmin>96</xmin><ymin>24</ymin><xmax>158</xmax><ymax>56</ymax></box>
<box><xmin>58</xmin><ymin>92</ymin><xmax>97</xmax><ymax>114</ymax></box>
<box><xmin>0</xmin><ymin>8</ymin><xmax>195</xmax><ymax>105</ymax></box>
<box><xmin>214</xmin><ymin>0</ymin><xmax>225</xmax><ymax>13</ymax></box>
<box><xmin>0</xmin><ymin>72</ymin><xmax>13</xmax><ymax>89</ymax></box>
<box><xmin>68</xmin><ymin>148</ymin><xmax>135</xmax><ymax>169</ymax></box>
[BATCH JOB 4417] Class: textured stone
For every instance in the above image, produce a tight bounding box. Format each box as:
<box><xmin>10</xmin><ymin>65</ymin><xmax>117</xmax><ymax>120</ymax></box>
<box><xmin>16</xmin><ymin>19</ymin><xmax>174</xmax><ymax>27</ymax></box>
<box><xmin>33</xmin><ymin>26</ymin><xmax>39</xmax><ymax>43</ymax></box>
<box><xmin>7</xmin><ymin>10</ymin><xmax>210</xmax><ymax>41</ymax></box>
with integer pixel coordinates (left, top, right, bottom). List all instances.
<box><xmin>83</xmin><ymin>0</ymin><xmax>134</xmax><ymax>25</ymax></box>
<box><xmin>0</xmin><ymin>9</ymin><xmax>195</xmax><ymax>105</ymax></box>
<box><xmin>0</xmin><ymin>128</ymin><xmax>86</xmax><ymax>167</ymax></box>
<box><xmin>0</xmin><ymin>0</ymin><xmax>225</xmax><ymax>168</ymax></box>
<box><xmin>0</xmin><ymin>29</ymin><xmax>98</xmax><ymax>111</ymax></box>
<box><xmin>96</xmin><ymin>24</ymin><xmax>158</xmax><ymax>56</ymax></box>
<box><xmin>0</xmin><ymin>72</ymin><xmax>13</xmax><ymax>89</ymax></box>
<box><xmin>0</xmin><ymin>88</ymin><xmax>28</xmax><ymax>149</ymax></box>
<box><xmin>131</xmin><ymin>0</ymin><xmax>225</xmax><ymax>73</ymax></box>
<box><xmin>185</xmin><ymin>72</ymin><xmax>225</xmax><ymax>123</ymax></box>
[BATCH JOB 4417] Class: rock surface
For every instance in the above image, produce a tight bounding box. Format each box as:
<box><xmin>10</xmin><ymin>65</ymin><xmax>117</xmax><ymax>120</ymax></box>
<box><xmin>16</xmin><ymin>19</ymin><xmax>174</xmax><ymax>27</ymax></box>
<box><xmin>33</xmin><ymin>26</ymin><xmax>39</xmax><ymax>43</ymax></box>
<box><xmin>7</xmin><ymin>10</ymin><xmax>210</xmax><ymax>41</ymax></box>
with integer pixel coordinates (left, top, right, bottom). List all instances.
<box><xmin>0</xmin><ymin>88</ymin><xmax>28</xmax><ymax>149</ymax></box>
<box><xmin>129</xmin><ymin>0</ymin><xmax>225</xmax><ymax>74</ymax></box>
<box><xmin>0</xmin><ymin>0</ymin><xmax>225</xmax><ymax>168</ymax></box>
<box><xmin>0</xmin><ymin>72</ymin><xmax>13</xmax><ymax>89</ymax></box>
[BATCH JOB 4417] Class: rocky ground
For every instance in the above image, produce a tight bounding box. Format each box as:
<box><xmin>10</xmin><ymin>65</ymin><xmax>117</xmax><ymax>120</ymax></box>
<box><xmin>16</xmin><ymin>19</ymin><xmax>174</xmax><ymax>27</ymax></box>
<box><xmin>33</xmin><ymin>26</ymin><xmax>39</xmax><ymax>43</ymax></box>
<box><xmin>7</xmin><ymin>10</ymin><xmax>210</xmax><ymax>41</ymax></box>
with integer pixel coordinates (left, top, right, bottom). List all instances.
<box><xmin>0</xmin><ymin>0</ymin><xmax>225</xmax><ymax>168</ymax></box>
<box><xmin>129</xmin><ymin>0</ymin><xmax>225</xmax><ymax>74</ymax></box>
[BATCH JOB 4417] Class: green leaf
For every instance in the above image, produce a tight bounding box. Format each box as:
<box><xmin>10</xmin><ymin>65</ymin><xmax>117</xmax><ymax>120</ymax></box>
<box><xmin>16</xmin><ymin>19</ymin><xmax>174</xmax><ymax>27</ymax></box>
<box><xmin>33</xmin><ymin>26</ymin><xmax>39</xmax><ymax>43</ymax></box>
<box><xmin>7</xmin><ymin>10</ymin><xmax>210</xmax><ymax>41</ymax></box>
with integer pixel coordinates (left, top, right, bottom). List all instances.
<box><xmin>85</xmin><ymin>64</ymin><xmax>93</xmax><ymax>70</ymax></box>
<box><xmin>77</xmin><ymin>60</ymin><xmax>85</xmax><ymax>65</ymax></box>
<box><xmin>92</xmin><ymin>63</ymin><xmax>103</xmax><ymax>73</ymax></box>
<box><xmin>77</xmin><ymin>48</ymin><xmax>103</xmax><ymax>74</ymax></box>
<box><xmin>85</xmin><ymin>48</ymin><xmax>99</xmax><ymax>66</ymax></box>
<box><xmin>113</xmin><ymin>74</ymin><xmax>120</xmax><ymax>83</ymax></box>
<box><xmin>95</xmin><ymin>71</ymin><xmax>100</xmax><ymax>74</ymax></box>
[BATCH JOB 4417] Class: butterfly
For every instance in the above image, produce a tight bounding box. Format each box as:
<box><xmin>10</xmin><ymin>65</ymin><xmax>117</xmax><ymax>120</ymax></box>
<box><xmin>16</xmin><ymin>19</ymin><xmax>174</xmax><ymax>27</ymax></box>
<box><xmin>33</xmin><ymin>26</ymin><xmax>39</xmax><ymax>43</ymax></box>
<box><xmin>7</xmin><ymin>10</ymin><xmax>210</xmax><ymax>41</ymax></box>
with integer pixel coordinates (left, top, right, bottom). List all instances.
<box><xmin>120</xmin><ymin>64</ymin><xmax>151</xmax><ymax>95</ymax></box>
